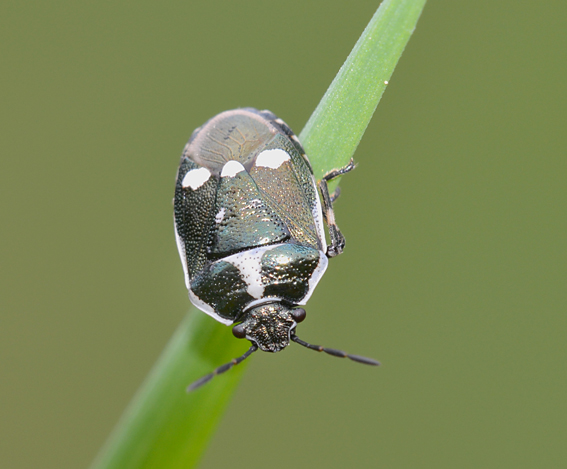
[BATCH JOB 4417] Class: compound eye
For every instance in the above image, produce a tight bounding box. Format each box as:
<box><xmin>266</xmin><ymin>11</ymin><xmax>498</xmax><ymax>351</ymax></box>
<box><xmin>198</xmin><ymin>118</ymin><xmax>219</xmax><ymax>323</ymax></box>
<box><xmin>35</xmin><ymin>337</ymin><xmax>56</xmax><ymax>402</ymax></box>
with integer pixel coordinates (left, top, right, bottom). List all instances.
<box><xmin>291</xmin><ymin>308</ymin><xmax>306</xmax><ymax>323</ymax></box>
<box><xmin>232</xmin><ymin>323</ymin><xmax>246</xmax><ymax>339</ymax></box>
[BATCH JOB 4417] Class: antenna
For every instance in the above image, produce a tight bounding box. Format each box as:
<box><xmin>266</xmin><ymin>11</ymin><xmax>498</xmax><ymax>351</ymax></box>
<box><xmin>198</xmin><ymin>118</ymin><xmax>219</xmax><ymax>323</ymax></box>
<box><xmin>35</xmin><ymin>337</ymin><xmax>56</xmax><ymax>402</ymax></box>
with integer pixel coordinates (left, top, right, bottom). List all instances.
<box><xmin>187</xmin><ymin>344</ymin><xmax>258</xmax><ymax>392</ymax></box>
<box><xmin>291</xmin><ymin>334</ymin><xmax>380</xmax><ymax>366</ymax></box>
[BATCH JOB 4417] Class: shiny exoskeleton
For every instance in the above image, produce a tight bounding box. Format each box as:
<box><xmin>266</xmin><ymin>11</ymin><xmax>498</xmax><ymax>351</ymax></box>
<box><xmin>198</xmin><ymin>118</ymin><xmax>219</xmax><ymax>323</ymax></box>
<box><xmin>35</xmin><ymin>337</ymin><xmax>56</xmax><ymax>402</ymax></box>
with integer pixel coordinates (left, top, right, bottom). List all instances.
<box><xmin>173</xmin><ymin>108</ymin><xmax>379</xmax><ymax>391</ymax></box>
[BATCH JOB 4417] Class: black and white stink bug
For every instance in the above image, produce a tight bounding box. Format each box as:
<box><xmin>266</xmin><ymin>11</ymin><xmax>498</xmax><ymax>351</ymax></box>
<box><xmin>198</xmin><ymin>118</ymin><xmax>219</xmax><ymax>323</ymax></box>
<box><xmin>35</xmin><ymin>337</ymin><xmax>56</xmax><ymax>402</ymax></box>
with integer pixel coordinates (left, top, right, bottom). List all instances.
<box><xmin>174</xmin><ymin>108</ymin><xmax>379</xmax><ymax>391</ymax></box>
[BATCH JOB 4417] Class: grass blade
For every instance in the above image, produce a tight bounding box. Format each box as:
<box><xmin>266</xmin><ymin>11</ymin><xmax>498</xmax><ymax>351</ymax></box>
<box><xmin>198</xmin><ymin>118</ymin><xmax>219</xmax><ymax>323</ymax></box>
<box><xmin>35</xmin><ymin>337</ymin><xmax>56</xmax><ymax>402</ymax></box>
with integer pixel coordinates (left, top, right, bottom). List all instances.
<box><xmin>90</xmin><ymin>313</ymin><xmax>250</xmax><ymax>469</ymax></box>
<box><xmin>302</xmin><ymin>0</ymin><xmax>427</xmax><ymax>181</ymax></box>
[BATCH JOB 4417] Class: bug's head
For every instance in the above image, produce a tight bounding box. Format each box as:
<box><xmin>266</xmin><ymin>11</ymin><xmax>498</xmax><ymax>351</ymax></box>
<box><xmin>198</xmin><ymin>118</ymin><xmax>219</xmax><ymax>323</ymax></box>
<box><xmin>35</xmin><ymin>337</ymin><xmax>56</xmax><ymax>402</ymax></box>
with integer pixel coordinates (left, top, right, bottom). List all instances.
<box><xmin>187</xmin><ymin>305</ymin><xmax>378</xmax><ymax>392</ymax></box>
<box><xmin>232</xmin><ymin>303</ymin><xmax>306</xmax><ymax>352</ymax></box>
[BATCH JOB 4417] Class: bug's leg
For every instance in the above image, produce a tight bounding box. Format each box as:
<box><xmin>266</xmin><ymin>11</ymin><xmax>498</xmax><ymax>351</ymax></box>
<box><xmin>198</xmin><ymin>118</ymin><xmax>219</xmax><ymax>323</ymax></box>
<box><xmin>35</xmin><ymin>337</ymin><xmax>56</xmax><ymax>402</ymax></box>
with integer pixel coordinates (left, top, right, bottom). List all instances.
<box><xmin>319</xmin><ymin>159</ymin><xmax>355</xmax><ymax>258</ymax></box>
<box><xmin>330</xmin><ymin>186</ymin><xmax>341</xmax><ymax>203</ymax></box>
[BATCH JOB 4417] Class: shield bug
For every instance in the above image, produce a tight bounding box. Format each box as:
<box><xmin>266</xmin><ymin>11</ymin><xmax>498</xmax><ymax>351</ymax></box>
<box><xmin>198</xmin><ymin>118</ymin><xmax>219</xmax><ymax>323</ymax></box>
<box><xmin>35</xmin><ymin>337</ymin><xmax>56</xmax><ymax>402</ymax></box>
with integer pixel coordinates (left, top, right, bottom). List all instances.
<box><xmin>174</xmin><ymin>108</ymin><xmax>379</xmax><ymax>391</ymax></box>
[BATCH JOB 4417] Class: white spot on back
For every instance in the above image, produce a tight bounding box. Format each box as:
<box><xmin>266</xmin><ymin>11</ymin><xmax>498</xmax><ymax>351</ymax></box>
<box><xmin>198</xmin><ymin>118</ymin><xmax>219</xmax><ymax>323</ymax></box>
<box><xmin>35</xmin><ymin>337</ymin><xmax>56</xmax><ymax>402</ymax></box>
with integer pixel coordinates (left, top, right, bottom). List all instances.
<box><xmin>215</xmin><ymin>207</ymin><xmax>226</xmax><ymax>224</ymax></box>
<box><xmin>255</xmin><ymin>149</ymin><xmax>291</xmax><ymax>169</ymax></box>
<box><xmin>223</xmin><ymin>247</ymin><xmax>266</xmax><ymax>299</ymax></box>
<box><xmin>181</xmin><ymin>167</ymin><xmax>211</xmax><ymax>190</ymax></box>
<box><xmin>221</xmin><ymin>160</ymin><xmax>246</xmax><ymax>178</ymax></box>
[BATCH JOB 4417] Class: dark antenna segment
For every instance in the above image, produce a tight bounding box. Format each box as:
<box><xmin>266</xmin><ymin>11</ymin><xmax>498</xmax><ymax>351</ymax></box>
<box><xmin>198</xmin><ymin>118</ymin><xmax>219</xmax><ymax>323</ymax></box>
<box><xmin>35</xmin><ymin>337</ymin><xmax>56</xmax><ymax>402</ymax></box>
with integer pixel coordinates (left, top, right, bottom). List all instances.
<box><xmin>187</xmin><ymin>344</ymin><xmax>258</xmax><ymax>392</ymax></box>
<box><xmin>291</xmin><ymin>334</ymin><xmax>380</xmax><ymax>366</ymax></box>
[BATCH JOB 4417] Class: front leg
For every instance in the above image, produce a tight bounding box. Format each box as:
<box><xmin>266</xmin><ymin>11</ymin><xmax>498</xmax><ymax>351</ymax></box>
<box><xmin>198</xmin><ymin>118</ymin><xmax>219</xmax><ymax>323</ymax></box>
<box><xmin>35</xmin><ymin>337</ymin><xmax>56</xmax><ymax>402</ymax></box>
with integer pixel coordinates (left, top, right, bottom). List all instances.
<box><xmin>318</xmin><ymin>159</ymin><xmax>355</xmax><ymax>258</ymax></box>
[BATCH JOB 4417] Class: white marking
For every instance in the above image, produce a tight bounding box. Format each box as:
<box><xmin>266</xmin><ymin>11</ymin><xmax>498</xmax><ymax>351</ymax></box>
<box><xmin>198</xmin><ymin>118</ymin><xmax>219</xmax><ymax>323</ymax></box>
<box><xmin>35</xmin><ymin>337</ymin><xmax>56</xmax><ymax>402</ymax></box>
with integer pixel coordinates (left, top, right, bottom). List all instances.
<box><xmin>299</xmin><ymin>252</ymin><xmax>329</xmax><ymax>305</ymax></box>
<box><xmin>326</xmin><ymin>208</ymin><xmax>336</xmax><ymax>226</ymax></box>
<box><xmin>223</xmin><ymin>247</ymin><xmax>267</xmax><ymax>299</ymax></box>
<box><xmin>274</xmin><ymin>118</ymin><xmax>285</xmax><ymax>125</ymax></box>
<box><xmin>174</xmin><ymin>220</ymin><xmax>190</xmax><ymax>289</ymax></box>
<box><xmin>255</xmin><ymin>149</ymin><xmax>291</xmax><ymax>169</ymax></box>
<box><xmin>311</xmin><ymin>176</ymin><xmax>327</xmax><ymax>252</ymax></box>
<box><xmin>181</xmin><ymin>167</ymin><xmax>211</xmax><ymax>190</ymax></box>
<box><xmin>384</xmin><ymin>80</ymin><xmax>389</xmax><ymax>85</ymax></box>
<box><xmin>248</xmin><ymin>198</ymin><xmax>263</xmax><ymax>209</ymax></box>
<box><xmin>190</xmin><ymin>244</ymin><xmax>286</xmax><ymax>323</ymax></box>
<box><xmin>245</xmin><ymin>297</ymin><xmax>283</xmax><ymax>311</ymax></box>
<box><xmin>184</xmin><ymin>241</ymin><xmax>326</xmax><ymax>323</ymax></box>
<box><xmin>215</xmin><ymin>207</ymin><xmax>226</xmax><ymax>224</ymax></box>
<box><xmin>301</xmin><ymin>152</ymin><xmax>312</xmax><ymax>165</ymax></box>
<box><xmin>175</xmin><ymin>216</ymin><xmax>234</xmax><ymax>325</ymax></box>
<box><xmin>221</xmin><ymin>160</ymin><xmax>245</xmax><ymax>178</ymax></box>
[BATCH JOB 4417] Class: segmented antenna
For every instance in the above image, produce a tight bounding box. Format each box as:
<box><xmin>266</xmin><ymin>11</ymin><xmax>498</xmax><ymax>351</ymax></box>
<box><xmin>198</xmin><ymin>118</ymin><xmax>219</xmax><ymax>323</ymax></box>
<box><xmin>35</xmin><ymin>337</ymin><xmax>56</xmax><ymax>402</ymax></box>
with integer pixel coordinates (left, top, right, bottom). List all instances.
<box><xmin>291</xmin><ymin>335</ymin><xmax>380</xmax><ymax>366</ymax></box>
<box><xmin>187</xmin><ymin>344</ymin><xmax>258</xmax><ymax>392</ymax></box>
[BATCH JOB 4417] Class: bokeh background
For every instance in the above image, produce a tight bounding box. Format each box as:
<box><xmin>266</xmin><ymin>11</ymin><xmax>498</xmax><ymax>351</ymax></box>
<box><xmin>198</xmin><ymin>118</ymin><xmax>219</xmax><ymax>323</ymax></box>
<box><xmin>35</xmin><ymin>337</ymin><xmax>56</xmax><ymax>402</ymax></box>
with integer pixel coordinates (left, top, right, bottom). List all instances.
<box><xmin>2</xmin><ymin>1</ymin><xmax>566</xmax><ymax>467</ymax></box>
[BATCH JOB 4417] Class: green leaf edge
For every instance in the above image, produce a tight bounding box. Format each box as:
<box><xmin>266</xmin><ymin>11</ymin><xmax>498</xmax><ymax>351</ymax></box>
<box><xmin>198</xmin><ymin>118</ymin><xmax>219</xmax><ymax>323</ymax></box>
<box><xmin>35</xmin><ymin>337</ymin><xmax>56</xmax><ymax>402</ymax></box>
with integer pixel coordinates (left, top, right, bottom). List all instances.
<box><xmin>90</xmin><ymin>1</ymin><xmax>426</xmax><ymax>468</ymax></box>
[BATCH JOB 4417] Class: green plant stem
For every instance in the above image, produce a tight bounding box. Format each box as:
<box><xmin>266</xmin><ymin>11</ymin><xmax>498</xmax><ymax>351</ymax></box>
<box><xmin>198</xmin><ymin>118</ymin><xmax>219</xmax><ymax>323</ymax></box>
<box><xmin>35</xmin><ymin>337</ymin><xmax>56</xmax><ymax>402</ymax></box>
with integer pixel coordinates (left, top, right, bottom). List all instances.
<box><xmin>302</xmin><ymin>0</ymin><xmax>427</xmax><ymax>182</ymax></box>
<box><xmin>90</xmin><ymin>312</ymin><xmax>249</xmax><ymax>469</ymax></box>
<box><xmin>90</xmin><ymin>1</ymin><xmax>426</xmax><ymax>468</ymax></box>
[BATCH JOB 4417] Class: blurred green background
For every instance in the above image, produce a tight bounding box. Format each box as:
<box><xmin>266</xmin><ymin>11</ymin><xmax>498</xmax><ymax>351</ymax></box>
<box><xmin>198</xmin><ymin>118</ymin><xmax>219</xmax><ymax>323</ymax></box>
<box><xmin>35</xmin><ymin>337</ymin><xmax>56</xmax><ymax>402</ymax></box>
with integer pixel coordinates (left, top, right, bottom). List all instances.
<box><xmin>2</xmin><ymin>1</ymin><xmax>566</xmax><ymax>468</ymax></box>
